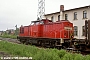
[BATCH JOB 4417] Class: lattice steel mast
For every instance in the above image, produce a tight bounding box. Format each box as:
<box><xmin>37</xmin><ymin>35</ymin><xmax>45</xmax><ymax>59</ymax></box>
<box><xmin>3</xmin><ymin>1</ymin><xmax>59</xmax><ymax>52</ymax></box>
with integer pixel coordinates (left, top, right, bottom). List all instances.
<box><xmin>37</xmin><ymin>0</ymin><xmax>45</xmax><ymax>20</ymax></box>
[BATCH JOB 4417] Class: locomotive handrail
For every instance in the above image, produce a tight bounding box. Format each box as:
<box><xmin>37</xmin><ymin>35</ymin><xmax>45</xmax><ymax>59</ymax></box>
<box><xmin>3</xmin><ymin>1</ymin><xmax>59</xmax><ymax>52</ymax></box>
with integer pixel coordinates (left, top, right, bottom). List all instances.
<box><xmin>67</xmin><ymin>29</ymin><xmax>72</xmax><ymax>38</ymax></box>
<box><xmin>68</xmin><ymin>29</ymin><xmax>69</xmax><ymax>38</ymax></box>
<box><xmin>60</xmin><ymin>29</ymin><xmax>65</xmax><ymax>38</ymax></box>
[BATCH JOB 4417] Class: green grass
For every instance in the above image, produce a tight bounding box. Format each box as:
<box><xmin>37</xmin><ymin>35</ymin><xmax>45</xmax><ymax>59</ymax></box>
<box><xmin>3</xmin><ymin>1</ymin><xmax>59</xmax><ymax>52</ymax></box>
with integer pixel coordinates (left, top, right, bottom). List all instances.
<box><xmin>0</xmin><ymin>34</ymin><xmax>17</xmax><ymax>39</ymax></box>
<box><xmin>0</xmin><ymin>41</ymin><xmax>90</xmax><ymax>60</ymax></box>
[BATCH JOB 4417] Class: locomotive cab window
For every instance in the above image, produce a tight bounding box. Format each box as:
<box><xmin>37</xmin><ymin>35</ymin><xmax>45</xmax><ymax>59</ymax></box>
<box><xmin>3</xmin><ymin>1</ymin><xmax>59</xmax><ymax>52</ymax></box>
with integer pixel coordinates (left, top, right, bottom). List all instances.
<box><xmin>31</xmin><ymin>21</ymin><xmax>40</xmax><ymax>25</ymax></box>
<box><xmin>40</xmin><ymin>21</ymin><xmax>44</xmax><ymax>24</ymax></box>
<box><xmin>31</xmin><ymin>23</ymin><xmax>34</xmax><ymax>25</ymax></box>
<box><xmin>36</xmin><ymin>22</ymin><xmax>39</xmax><ymax>25</ymax></box>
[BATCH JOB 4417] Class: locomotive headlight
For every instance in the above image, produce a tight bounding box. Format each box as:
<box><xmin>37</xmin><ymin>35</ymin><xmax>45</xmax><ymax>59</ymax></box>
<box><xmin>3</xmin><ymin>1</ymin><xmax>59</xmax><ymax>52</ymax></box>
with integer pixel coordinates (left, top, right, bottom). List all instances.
<box><xmin>64</xmin><ymin>27</ymin><xmax>72</xmax><ymax>30</ymax></box>
<box><xmin>64</xmin><ymin>35</ymin><xmax>66</xmax><ymax>37</ymax></box>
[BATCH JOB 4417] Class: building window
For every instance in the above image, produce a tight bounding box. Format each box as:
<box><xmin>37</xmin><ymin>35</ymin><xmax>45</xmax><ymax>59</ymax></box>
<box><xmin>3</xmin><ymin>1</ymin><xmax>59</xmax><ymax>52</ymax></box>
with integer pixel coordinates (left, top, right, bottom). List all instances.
<box><xmin>51</xmin><ymin>16</ymin><xmax>54</xmax><ymax>22</ymax></box>
<box><xmin>74</xmin><ymin>26</ymin><xmax>78</xmax><ymax>36</ymax></box>
<box><xmin>65</xmin><ymin>14</ymin><xmax>68</xmax><ymax>20</ymax></box>
<box><xmin>74</xmin><ymin>12</ymin><xmax>77</xmax><ymax>20</ymax></box>
<box><xmin>58</xmin><ymin>15</ymin><xmax>60</xmax><ymax>21</ymax></box>
<box><xmin>83</xmin><ymin>10</ymin><xmax>87</xmax><ymax>19</ymax></box>
<box><xmin>82</xmin><ymin>26</ymin><xmax>85</xmax><ymax>36</ymax></box>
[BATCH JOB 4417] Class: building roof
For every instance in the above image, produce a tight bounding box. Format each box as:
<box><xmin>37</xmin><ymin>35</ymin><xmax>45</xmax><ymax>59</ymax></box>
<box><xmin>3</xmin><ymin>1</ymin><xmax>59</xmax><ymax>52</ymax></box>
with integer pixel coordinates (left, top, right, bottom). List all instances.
<box><xmin>44</xmin><ymin>5</ymin><xmax>90</xmax><ymax>16</ymax></box>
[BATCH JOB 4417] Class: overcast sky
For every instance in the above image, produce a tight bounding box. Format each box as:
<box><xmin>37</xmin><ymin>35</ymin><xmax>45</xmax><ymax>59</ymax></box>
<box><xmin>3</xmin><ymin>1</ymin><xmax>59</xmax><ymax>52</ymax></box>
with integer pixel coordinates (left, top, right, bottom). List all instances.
<box><xmin>0</xmin><ymin>0</ymin><xmax>90</xmax><ymax>31</ymax></box>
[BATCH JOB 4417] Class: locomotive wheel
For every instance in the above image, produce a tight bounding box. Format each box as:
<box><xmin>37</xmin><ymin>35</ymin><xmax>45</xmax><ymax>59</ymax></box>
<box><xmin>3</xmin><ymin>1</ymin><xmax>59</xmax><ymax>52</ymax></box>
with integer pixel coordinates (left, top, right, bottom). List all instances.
<box><xmin>41</xmin><ymin>42</ymin><xmax>45</xmax><ymax>47</ymax></box>
<box><xmin>25</xmin><ymin>41</ymin><xmax>29</xmax><ymax>45</ymax></box>
<box><xmin>38</xmin><ymin>41</ymin><xmax>42</xmax><ymax>46</ymax></box>
<box><xmin>19</xmin><ymin>39</ymin><xmax>22</xmax><ymax>44</ymax></box>
<box><xmin>50</xmin><ymin>42</ymin><xmax>55</xmax><ymax>48</ymax></box>
<box><xmin>20</xmin><ymin>40</ymin><xmax>25</xmax><ymax>44</ymax></box>
<box><xmin>29</xmin><ymin>42</ymin><xmax>32</xmax><ymax>45</ymax></box>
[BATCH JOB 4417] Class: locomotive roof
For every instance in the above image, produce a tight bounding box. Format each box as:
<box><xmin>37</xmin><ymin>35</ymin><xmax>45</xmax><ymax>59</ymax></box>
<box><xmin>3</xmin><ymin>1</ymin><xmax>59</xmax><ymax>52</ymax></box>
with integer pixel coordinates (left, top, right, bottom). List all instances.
<box><xmin>31</xmin><ymin>19</ymin><xmax>71</xmax><ymax>25</ymax></box>
<box><xmin>31</xmin><ymin>19</ymin><xmax>52</xmax><ymax>23</ymax></box>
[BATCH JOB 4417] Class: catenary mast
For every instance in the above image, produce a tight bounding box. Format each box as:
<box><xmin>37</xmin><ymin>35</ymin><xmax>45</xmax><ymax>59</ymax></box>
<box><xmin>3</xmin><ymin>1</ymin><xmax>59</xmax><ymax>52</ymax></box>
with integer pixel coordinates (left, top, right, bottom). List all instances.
<box><xmin>37</xmin><ymin>0</ymin><xmax>45</xmax><ymax>20</ymax></box>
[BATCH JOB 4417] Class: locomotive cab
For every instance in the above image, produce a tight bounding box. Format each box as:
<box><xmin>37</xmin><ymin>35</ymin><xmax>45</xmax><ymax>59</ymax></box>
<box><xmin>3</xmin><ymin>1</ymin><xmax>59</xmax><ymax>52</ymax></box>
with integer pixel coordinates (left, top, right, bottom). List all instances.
<box><xmin>30</xmin><ymin>19</ymin><xmax>52</xmax><ymax>38</ymax></box>
<box><xmin>63</xmin><ymin>21</ymin><xmax>74</xmax><ymax>39</ymax></box>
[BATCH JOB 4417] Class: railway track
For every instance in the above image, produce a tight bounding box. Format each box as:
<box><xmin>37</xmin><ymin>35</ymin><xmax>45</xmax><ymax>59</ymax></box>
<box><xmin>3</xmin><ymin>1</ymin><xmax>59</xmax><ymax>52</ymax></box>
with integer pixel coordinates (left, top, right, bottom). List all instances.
<box><xmin>0</xmin><ymin>37</ymin><xmax>20</xmax><ymax>44</ymax></box>
<box><xmin>0</xmin><ymin>37</ymin><xmax>45</xmax><ymax>49</ymax></box>
<box><xmin>0</xmin><ymin>37</ymin><xmax>90</xmax><ymax>55</ymax></box>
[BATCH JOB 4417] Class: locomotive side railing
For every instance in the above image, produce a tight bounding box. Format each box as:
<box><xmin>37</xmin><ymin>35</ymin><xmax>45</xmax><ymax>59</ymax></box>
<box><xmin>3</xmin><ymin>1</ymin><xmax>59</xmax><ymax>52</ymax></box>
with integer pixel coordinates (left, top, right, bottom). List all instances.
<box><xmin>60</xmin><ymin>29</ymin><xmax>65</xmax><ymax>38</ymax></box>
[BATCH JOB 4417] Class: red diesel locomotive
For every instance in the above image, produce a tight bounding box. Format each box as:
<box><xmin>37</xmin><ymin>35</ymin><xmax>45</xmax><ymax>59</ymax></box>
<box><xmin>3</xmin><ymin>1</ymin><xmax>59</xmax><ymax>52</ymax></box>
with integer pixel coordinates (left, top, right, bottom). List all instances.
<box><xmin>17</xmin><ymin>19</ymin><xmax>74</xmax><ymax>48</ymax></box>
